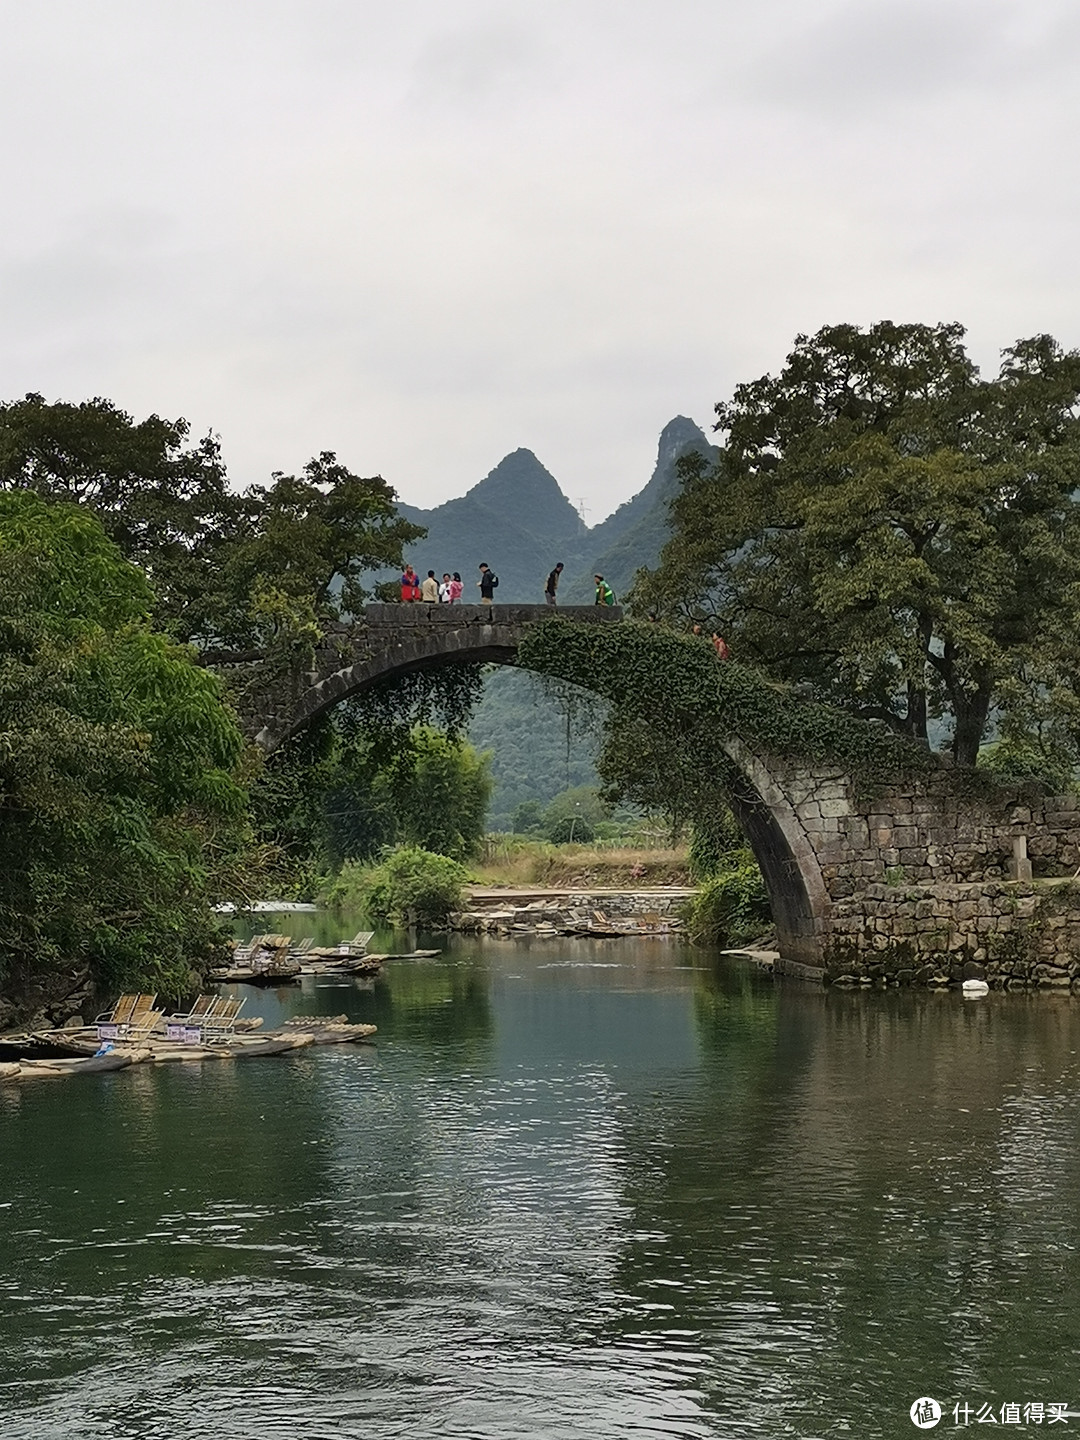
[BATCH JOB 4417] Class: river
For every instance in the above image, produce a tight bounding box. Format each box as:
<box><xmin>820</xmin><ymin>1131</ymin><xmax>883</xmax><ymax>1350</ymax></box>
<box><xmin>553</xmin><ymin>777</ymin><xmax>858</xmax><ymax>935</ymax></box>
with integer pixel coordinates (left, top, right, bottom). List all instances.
<box><xmin>2</xmin><ymin>922</ymin><xmax>1080</xmax><ymax>1438</ymax></box>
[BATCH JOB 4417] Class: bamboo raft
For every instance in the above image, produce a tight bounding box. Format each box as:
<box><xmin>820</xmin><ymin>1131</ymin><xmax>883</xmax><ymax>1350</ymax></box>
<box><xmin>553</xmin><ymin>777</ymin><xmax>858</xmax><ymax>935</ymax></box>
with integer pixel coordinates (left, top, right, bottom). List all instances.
<box><xmin>0</xmin><ymin>1010</ymin><xmax>377</xmax><ymax>1081</ymax></box>
<box><xmin>208</xmin><ymin>930</ymin><xmax>407</xmax><ymax>984</ymax></box>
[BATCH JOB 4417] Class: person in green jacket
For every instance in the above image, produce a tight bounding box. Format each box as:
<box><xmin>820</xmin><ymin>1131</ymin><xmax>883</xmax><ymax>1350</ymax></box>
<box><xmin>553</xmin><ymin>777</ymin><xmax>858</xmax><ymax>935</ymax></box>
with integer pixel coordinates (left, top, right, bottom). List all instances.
<box><xmin>593</xmin><ymin>574</ymin><xmax>615</xmax><ymax>606</ymax></box>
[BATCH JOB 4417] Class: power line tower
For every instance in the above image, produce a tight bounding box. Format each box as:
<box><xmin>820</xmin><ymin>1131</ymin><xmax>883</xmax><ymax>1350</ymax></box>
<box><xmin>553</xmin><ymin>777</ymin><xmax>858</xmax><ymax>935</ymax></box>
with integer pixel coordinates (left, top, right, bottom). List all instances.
<box><xmin>575</xmin><ymin>497</ymin><xmax>589</xmax><ymax>529</ymax></box>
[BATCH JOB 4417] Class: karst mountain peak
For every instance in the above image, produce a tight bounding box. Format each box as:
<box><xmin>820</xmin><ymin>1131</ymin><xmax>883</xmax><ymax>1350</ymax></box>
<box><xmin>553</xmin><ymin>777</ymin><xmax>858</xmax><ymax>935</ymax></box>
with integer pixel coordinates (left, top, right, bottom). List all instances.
<box><xmin>398</xmin><ymin>416</ymin><xmax>717</xmax><ymax>604</ymax></box>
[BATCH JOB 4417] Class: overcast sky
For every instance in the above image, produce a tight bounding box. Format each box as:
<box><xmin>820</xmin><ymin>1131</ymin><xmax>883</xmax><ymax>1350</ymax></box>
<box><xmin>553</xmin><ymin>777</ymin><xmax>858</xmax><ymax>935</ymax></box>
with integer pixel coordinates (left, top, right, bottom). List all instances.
<box><xmin>2</xmin><ymin>0</ymin><xmax>1078</xmax><ymax>520</ymax></box>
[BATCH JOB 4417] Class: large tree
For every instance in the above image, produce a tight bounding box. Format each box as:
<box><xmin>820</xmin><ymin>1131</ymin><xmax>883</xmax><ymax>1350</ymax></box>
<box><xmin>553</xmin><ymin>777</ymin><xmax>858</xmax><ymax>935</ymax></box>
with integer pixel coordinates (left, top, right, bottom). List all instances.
<box><xmin>253</xmin><ymin>718</ymin><xmax>493</xmax><ymax>877</ymax></box>
<box><xmin>0</xmin><ymin>492</ymin><xmax>253</xmax><ymax>1013</ymax></box>
<box><xmin>636</xmin><ymin>323</ymin><xmax>1080</xmax><ymax>766</ymax></box>
<box><xmin>0</xmin><ymin>395</ymin><xmax>425</xmax><ymax>654</ymax></box>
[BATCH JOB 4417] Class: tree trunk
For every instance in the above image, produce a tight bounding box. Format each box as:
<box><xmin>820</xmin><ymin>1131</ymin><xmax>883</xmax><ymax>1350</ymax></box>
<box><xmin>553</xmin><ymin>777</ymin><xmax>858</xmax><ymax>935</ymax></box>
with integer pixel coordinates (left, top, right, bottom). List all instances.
<box><xmin>905</xmin><ymin>680</ymin><xmax>928</xmax><ymax>745</ymax></box>
<box><xmin>906</xmin><ymin>612</ymin><xmax>933</xmax><ymax>745</ymax></box>
<box><xmin>951</xmin><ymin>680</ymin><xmax>993</xmax><ymax>767</ymax></box>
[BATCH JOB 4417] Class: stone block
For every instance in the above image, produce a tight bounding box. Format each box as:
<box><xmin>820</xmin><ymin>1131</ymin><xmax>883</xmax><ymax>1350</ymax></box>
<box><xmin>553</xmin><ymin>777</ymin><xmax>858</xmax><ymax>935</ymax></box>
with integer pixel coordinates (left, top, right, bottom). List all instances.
<box><xmin>815</xmin><ymin>783</ymin><xmax>848</xmax><ymax>803</ymax></box>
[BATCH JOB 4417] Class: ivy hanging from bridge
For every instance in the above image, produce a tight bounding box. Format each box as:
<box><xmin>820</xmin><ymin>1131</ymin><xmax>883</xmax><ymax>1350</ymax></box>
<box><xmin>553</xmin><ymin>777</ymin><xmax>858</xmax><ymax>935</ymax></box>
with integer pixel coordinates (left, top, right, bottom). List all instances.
<box><xmin>515</xmin><ymin>617</ymin><xmax>939</xmax><ymax>801</ymax></box>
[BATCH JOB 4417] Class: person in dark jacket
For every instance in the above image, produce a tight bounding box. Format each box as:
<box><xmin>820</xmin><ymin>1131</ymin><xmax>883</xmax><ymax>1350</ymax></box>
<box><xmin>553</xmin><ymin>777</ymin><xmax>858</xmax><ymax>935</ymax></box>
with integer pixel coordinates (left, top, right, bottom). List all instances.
<box><xmin>477</xmin><ymin>563</ymin><xmax>498</xmax><ymax>604</ymax></box>
<box><xmin>545</xmin><ymin>562</ymin><xmax>564</xmax><ymax>606</ymax></box>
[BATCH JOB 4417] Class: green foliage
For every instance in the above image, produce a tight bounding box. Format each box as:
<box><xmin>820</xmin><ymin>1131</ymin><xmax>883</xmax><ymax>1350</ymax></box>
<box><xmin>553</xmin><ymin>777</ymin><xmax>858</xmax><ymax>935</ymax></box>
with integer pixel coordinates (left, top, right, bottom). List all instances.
<box><xmin>512</xmin><ymin>799</ymin><xmax>544</xmax><ymax>833</ymax></box>
<box><xmin>542</xmin><ymin>785</ymin><xmax>608</xmax><ymax>839</ymax></box>
<box><xmin>330</xmin><ymin>847</ymin><xmax>467</xmax><ymax>926</ymax></box>
<box><xmin>252</xmin><ymin>720</ymin><xmax>492</xmax><ymax>877</ymax></box>
<box><xmin>685</xmin><ymin>854</ymin><xmax>771</xmax><ymax>946</ymax></box>
<box><xmin>0</xmin><ymin>394</ymin><xmax>426</xmax><ymax>653</ymax></box>
<box><xmin>384</xmin><ymin>728</ymin><xmax>493</xmax><ymax>859</ymax></box>
<box><xmin>548</xmin><ymin>815</ymin><xmax>596</xmax><ymax>844</ymax></box>
<box><xmin>217</xmin><ymin>453</ymin><xmax>426</xmax><ymax>652</ymax></box>
<box><xmin>978</xmin><ymin>735</ymin><xmax>1078</xmax><ymax>794</ymax></box>
<box><xmin>634</xmin><ymin>324</ymin><xmax>1080</xmax><ymax>766</ymax></box>
<box><xmin>517</xmin><ymin>617</ymin><xmax>928</xmax><ymax>782</ymax></box>
<box><xmin>0</xmin><ymin>392</ymin><xmax>239</xmax><ymax>645</ymax></box>
<box><xmin>0</xmin><ymin>492</ymin><xmax>251</xmax><ymax>1007</ymax></box>
<box><xmin>688</xmin><ymin>807</ymin><xmax>743</xmax><ymax>881</ymax></box>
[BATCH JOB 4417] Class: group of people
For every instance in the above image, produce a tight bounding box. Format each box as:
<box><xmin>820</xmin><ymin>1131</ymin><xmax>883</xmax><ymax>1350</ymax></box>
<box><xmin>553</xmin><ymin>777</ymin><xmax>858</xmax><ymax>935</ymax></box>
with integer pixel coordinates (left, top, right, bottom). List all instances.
<box><xmin>396</xmin><ymin>560</ymin><xmax>728</xmax><ymax>651</ymax></box>
<box><xmin>397</xmin><ymin>560</ymin><xmax>614</xmax><ymax>607</ymax></box>
<box><xmin>399</xmin><ymin>563</ymin><xmax>499</xmax><ymax>604</ymax></box>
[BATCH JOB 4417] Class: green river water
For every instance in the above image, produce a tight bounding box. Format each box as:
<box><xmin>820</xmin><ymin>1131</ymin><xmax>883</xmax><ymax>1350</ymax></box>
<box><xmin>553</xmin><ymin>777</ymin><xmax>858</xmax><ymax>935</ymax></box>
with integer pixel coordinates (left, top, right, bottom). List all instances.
<box><xmin>2</xmin><ymin>921</ymin><xmax>1080</xmax><ymax>1439</ymax></box>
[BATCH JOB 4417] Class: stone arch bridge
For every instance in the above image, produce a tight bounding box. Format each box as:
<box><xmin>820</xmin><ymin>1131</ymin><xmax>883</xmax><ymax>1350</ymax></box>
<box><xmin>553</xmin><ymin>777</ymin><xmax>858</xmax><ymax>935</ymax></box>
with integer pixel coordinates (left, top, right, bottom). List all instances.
<box><xmin>233</xmin><ymin>604</ymin><xmax>1080</xmax><ymax>987</ymax></box>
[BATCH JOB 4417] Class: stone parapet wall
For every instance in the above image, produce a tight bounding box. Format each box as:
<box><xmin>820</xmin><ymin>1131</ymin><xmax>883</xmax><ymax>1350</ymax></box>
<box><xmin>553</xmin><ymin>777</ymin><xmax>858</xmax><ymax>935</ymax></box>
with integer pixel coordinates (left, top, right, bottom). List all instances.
<box><xmin>820</xmin><ymin>879</ymin><xmax>1080</xmax><ymax>990</ymax></box>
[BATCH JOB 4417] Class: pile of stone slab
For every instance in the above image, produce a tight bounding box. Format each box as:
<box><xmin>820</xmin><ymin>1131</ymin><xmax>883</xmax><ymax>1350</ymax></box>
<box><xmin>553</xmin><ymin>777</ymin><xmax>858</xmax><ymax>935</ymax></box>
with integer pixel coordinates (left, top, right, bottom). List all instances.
<box><xmin>449</xmin><ymin>899</ymin><xmax>683</xmax><ymax>938</ymax></box>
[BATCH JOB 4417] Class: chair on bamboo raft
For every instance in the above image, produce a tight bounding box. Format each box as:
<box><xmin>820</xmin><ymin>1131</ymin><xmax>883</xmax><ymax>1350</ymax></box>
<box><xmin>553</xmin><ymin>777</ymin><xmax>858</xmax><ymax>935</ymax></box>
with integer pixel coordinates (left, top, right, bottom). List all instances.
<box><xmin>166</xmin><ymin>996</ymin><xmax>244</xmax><ymax>1045</ymax></box>
<box><xmin>95</xmin><ymin>993</ymin><xmax>163</xmax><ymax>1043</ymax></box>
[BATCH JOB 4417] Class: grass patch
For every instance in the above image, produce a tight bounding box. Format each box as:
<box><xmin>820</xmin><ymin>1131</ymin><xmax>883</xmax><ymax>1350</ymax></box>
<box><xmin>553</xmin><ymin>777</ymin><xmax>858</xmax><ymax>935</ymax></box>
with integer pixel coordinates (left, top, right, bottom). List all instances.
<box><xmin>471</xmin><ymin>837</ymin><xmax>691</xmax><ymax>888</ymax></box>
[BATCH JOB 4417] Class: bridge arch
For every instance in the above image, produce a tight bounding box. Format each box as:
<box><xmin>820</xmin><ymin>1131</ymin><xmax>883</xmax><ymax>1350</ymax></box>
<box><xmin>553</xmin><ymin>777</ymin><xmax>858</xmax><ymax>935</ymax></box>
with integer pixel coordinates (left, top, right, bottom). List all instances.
<box><xmin>246</xmin><ymin>604</ymin><xmax>831</xmax><ymax>968</ymax></box>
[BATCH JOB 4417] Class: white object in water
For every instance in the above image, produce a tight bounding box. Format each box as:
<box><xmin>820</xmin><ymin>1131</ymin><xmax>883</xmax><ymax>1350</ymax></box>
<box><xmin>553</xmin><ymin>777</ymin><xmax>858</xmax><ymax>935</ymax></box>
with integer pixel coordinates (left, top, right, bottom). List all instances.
<box><xmin>962</xmin><ymin>978</ymin><xmax>989</xmax><ymax>998</ymax></box>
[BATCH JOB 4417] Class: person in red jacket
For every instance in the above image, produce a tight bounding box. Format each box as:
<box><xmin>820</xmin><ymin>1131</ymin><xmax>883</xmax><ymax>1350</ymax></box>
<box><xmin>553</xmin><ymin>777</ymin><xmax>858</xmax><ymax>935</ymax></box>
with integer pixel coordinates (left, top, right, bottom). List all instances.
<box><xmin>400</xmin><ymin>565</ymin><xmax>420</xmax><ymax>602</ymax></box>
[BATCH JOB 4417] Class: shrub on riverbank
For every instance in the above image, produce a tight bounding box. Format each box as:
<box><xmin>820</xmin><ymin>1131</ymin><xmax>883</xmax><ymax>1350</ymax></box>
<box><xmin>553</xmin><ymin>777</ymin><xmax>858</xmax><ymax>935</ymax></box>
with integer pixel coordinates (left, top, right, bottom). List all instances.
<box><xmin>326</xmin><ymin>847</ymin><xmax>467</xmax><ymax>926</ymax></box>
<box><xmin>685</xmin><ymin>853</ymin><xmax>770</xmax><ymax>946</ymax></box>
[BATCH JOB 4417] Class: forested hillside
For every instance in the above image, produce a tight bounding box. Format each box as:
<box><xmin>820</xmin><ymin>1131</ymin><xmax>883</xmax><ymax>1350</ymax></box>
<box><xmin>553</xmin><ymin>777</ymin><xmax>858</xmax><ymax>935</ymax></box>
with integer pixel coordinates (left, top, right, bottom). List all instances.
<box><xmin>468</xmin><ymin>669</ymin><xmax>603</xmax><ymax>830</ymax></box>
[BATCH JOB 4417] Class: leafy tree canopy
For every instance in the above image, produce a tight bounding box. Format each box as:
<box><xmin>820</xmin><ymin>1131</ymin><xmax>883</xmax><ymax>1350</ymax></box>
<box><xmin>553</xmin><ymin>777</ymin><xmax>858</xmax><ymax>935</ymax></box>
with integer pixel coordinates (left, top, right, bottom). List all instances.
<box><xmin>253</xmin><ymin>717</ymin><xmax>493</xmax><ymax>879</ymax></box>
<box><xmin>0</xmin><ymin>492</ymin><xmax>251</xmax><ymax>1011</ymax></box>
<box><xmin>0</xmin><ymin>395</ymin><xmax>425</xmax><ymax>654</ymax></box>
<box><xmin>634</xmin><ymin>323</ymin><xmax>1080</xmax><ymax>766</ymax></box>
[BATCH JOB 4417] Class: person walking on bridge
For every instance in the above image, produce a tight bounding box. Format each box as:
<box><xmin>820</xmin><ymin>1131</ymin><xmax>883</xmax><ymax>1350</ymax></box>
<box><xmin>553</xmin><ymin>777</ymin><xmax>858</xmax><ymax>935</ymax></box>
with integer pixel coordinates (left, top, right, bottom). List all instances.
<box><xmin>545</xmin><ymin>562</ymin><xmax>564</xmax><ymax>606</ymax></box>
<box><xmin>477</xmin><ymin>563</ymin><xmax>499</xmax><ymax>604</ymax></box>
<box><xmin>593</xmin><ymin>574</ymin><xmax>615</xmax><ymax>606</ymax></box>
<box><xmin>420</xmin><ymin>570</ymin><xmax>439</xmax><ymax>603</ymax></box>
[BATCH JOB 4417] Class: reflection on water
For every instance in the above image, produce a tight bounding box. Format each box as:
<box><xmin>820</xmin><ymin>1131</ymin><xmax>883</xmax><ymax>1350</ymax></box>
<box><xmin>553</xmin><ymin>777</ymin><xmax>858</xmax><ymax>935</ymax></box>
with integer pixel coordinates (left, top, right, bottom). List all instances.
<box><xmin>3</xmin><ymin>927</ymin><xmax>1080</xmax><ymax>1438</ymax></box>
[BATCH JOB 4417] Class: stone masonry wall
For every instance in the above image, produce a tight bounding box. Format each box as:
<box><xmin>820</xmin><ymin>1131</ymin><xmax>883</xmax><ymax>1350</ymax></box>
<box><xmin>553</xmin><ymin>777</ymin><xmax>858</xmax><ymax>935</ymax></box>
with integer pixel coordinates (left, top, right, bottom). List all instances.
<box><xmin>746</xmin><ymin>756</ymin><xmax>1080</xmax><ymax>984</ymax></box>
<box><xmin>822</xmin><ymin>879</ymin><xmax>1080</xmax><ymax>991</ymax></box>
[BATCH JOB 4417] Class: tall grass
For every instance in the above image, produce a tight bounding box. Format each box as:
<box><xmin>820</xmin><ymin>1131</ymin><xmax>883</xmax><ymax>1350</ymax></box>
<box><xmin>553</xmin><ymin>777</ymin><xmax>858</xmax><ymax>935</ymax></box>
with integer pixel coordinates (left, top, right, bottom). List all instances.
<box><xmin>471</xmin><ymin>836</ymin><xmax>691</xmax><ymax>887</ymax></box>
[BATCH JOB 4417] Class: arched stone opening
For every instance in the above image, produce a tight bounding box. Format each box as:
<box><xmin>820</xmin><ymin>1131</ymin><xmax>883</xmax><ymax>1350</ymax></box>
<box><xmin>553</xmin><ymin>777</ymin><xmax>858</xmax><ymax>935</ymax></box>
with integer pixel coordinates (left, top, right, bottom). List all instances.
<box><xmin>720</xmin><ymin>741</ymin><xmax>830</xmax><ymax>971</ymax></box>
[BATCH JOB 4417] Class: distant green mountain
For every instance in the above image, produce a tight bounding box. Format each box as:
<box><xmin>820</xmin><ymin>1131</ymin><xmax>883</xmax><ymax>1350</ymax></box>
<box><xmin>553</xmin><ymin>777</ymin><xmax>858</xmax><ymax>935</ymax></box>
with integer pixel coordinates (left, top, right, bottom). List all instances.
<box><xmin>399</xmin><ymin>448</ymin><xmax>584</xmax><ymax>602</ymax></box>
<box><xmin>469</xmin><ymin>668</ymin><xmax>603</xmax><ymax>830</ymax></box>
<box><xmin>559</xmin><ymin>416</ymin><xmax>719</xmax><ymax>603</ymax></box>
<box><xmin>398</xmin><ymin>416</ymin><xmax>716</xmax><ymax>605</ymax></box>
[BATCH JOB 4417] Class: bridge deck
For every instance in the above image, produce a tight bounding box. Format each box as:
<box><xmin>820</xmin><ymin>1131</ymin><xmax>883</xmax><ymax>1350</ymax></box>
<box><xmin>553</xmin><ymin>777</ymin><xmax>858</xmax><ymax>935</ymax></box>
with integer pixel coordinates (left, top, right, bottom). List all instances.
<box><xmin>360</xmin><ymin>602</ymin><xmax>623</xmax><ymax>625</ymax></box>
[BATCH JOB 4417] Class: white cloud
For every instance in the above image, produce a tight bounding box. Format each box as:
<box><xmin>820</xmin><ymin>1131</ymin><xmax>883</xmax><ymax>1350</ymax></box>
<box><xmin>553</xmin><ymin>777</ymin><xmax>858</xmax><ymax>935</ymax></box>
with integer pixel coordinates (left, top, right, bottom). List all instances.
<box><xmin>0</xmin><ymin>0</ymin><xmax>1078</xmax><ymax>516</ymax></box>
